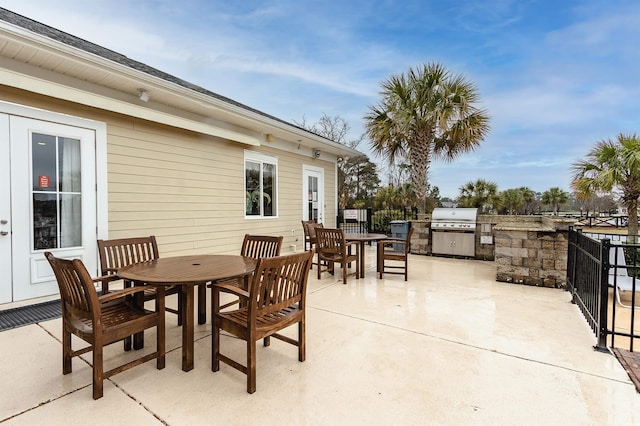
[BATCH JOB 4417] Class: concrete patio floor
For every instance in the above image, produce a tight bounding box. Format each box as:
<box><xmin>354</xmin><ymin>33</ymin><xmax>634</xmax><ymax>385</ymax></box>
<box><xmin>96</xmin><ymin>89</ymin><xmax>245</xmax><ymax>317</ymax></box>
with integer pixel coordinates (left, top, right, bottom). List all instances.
<box><xmin>1</xmin><ymin>250</ymin><xmax>639</xmax><ymax>425</ymax></box>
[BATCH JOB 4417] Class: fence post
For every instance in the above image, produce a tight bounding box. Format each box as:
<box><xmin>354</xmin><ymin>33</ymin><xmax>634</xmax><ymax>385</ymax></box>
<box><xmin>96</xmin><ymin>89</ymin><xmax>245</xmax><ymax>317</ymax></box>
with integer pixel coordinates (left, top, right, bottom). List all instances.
<box><xmin>567</xmin><ymin>226</ymin><xmax>577</xmax><ymax>301</ymax></box>
<box><xmin>595</xmin><ymin>239</ymin><xmax>610</xmax><ymax>352</ymax></box>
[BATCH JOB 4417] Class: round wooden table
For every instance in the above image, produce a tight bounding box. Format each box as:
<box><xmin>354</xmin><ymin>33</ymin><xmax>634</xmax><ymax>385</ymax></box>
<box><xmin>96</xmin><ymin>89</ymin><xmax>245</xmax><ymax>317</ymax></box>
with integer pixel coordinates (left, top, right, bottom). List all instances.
<box><xmin>344</xmin><ymin>233</ymin><xmax>388</xmax><ymax>278</ymax></box>
<box><xmin>118</xmin><ymin>255</ymin><xmax>256</xmax><ymax>372</ymax></box>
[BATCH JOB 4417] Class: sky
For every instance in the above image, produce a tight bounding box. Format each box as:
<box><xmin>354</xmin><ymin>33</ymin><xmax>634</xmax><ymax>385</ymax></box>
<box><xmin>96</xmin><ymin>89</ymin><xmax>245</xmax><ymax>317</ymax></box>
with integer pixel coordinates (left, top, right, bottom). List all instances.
<box><xmin>1</xmin><ymin>0</ymin><xmax>638</xmax><ymax>198</ymax></box>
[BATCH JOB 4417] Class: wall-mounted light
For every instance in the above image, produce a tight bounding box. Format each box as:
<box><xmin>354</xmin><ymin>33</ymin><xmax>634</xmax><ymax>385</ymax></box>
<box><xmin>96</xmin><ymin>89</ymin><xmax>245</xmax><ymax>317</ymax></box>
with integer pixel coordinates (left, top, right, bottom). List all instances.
<box><xmin>313</xmin><ymin>149</ymin><xmax>321</xmax><ymax>158</ymax></box>
<box><xmin>266</xmin><ymin>134</ymin><xmax>274</xmax><ymax>142</ymax></box>
<box><xmin>138</xmin><ymin>89</ymin><xmax>150</xmax><ymax>102</ymax></box>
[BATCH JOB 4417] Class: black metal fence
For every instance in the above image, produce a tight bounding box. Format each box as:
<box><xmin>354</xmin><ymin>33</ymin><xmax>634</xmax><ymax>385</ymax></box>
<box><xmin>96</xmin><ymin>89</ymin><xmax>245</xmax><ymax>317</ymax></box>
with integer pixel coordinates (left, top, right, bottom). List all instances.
<box><xmin>337</xmin><ymin>208</ymin><xmax>417</xmax><ymax>235</ymax></box>
<box><xmin>567</xmin><ymin>228</ymin><xmax>638</xmax><ymax>352</ymax></box>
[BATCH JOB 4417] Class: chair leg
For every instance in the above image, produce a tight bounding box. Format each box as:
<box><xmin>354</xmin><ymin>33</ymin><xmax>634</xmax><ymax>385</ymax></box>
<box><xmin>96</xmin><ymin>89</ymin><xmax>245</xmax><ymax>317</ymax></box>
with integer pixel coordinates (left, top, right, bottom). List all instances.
<box><xmin>404</xmin><ymin>257</ymin><xmax>408</xmax><ymax>281</ymax></box>
<box><xmin>247</xmin><ymin>340</ymin><xmax>256</xmax><ymax>394</ymax></box>
<box><xmin>62</xmin><ymin>328</ymin><xmax>72</xmax><ymax>374</ymax></box>
<box><xmin>298</xmin><ymin>319</ymin><xmax>306</xmax><ymax>362</ymax></box>
<box><xmin>263</xmin><ymin>336</ymin><xmax>270</xmax><ymax>347</ymax></box>
<box><xmin>92</xmin><ymin>343</ymin><xmax>104</xmax><ymax>400</ymax></box>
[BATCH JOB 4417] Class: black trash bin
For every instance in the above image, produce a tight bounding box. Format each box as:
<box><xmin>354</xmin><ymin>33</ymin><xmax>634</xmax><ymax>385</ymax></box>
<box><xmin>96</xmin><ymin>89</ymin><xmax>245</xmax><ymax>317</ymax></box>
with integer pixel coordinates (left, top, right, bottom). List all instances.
<box><xmin>390</xmin><ymin>220</ymin><xmax>410</xmax><ymax>251</ymax></box>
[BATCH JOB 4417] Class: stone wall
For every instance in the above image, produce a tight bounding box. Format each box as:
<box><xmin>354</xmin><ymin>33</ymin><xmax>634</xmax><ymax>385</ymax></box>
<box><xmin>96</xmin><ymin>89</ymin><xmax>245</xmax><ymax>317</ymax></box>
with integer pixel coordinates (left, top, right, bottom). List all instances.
<box><xmin>410</xmin><ymin>220</ymin><xmax>430</xmax><ymax>255</ymax></box>
<box><xmin>408</xmin><ymin>215</ymin><xmax>574</xmax><ymax>288</ymax></box>
<box><xmin>493</xmin><ymin>219</ymin><xmax>572</xmax><ymax>288</ymax></box>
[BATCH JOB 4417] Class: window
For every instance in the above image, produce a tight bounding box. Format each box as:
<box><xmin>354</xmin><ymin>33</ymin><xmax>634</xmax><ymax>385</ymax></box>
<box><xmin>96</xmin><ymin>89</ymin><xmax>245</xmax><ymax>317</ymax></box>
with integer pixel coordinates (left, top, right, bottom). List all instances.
<box><xmin>245</xmin><ymin>151</ymin><xmax>277</xmax><ymax>218</ymax></box>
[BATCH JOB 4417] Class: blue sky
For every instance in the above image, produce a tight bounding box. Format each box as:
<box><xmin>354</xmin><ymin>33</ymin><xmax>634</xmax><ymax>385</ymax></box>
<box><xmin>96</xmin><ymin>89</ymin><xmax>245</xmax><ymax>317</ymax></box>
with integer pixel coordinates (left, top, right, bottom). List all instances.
<box><xmin>1</xmin><ymin>0</ymin><xmax>638</xmax><ymax>198</ymax></box>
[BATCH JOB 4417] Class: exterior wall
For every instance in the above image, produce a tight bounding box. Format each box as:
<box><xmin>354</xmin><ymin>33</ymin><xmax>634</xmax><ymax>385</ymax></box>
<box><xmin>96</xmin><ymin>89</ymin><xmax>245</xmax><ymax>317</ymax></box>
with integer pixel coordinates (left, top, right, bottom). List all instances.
<box><xmin>1</xmin><ymin>86</ymin><xmax>335</xmax><ymax>256</ymax></box>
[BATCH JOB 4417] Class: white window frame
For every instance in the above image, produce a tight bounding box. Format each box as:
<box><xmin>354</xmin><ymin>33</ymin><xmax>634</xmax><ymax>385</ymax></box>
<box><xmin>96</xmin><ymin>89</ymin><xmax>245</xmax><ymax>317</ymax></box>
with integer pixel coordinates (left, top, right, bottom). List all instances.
<box><xmin>244</xmin><ymin>150</ymin><xmax>278</xmax><ymax>219</ymax></box>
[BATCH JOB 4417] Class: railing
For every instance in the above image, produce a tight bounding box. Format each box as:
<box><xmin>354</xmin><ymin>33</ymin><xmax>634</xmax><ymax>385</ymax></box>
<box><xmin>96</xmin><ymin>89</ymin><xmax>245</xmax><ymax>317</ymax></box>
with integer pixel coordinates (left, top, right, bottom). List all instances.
<box><xmin>337</xmin><ymin>208</ymin><xmax>417</xmax><ymax>235</ymax></box>
<box><xmin>572</xmin><ymin>215</ymin><xmax>629</xmax><ymax>228</ymax></box>
<box><xmin>567</xmin><ymin>228</ymin><xmax>638</xmax><ymax>352</ymax></box>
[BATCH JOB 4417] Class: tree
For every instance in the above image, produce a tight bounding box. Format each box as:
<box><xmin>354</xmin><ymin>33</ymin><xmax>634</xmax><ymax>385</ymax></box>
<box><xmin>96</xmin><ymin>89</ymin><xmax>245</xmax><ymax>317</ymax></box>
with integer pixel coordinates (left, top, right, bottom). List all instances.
<box><xmin>501</xmin><ymin>188</ymin><xmax>524</xmax><ymax>215</ymax></box>
<box><xmin>541</xmin><ymin>187</ymin><xmax>569</xmax><ymax>215</ymax></box>
<box><xmin>338</xmin><ymin>155</ymin><xmax>380</xmax><ymax>208</ymax></box>
<box><xmin>364</xmin><ymin>62</ymin><xmax>490</xmax><ymax>213</ymax></box>
<box><xmin>295</xmin><ymin>114</ymin><xmax>380</xmax><ymax>209</ymax></box>
<box><xmin>294</xmin><ymin>114</ymin><xmax>361</xmax><ymax>149</ymax></box>
<box><xmin>457</xmin><ymin>179</ymin><xmax>500</xmax><ymax>213</ymax></box>
<box><xmin>499</xmin><ymin>186</ymin><xmax>536</xmax><ymax>215</ymax></box>
<box><xmin>572</xmin><ymin>133</ymin><xmax>640</xmax><ymax>237</ymax></box>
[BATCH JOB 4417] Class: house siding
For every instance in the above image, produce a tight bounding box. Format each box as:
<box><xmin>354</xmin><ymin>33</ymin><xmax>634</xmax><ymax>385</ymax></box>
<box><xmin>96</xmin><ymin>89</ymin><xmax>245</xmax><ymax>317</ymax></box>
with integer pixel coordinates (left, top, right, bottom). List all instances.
<box><xmin>1</xmin><ymin>85</ymin><xmax>336</xmax><ymax>256</ymax></box>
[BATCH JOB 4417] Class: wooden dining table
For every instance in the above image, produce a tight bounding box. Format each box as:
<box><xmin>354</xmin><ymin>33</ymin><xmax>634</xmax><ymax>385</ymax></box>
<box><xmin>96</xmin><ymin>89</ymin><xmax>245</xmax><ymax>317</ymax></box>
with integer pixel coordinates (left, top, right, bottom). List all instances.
<box><xmin>118</xmin><ymin>254</ymin><xmax>257</xmax><ymax>372</ymax></box>
<box><xmin>345</xmin><ymin>233</ymin><xmax>388</xmax><ymax>278</ymax></box>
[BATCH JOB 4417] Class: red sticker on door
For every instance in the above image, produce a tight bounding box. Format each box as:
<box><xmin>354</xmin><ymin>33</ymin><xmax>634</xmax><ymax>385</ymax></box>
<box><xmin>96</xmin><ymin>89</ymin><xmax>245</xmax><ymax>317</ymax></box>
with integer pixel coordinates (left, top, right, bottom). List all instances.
<box><xmin>39</xmin><ymin>175</ymin><xmax>50</xmax><ymax>188</ymax></box>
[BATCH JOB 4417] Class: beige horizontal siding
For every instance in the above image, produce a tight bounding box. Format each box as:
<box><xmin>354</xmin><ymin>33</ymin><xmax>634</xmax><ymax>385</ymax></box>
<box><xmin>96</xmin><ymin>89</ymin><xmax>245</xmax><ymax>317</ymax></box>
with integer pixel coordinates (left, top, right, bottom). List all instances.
<box><xmin>2</xmin><ymin>86</ymin><xmax>337</xmax><ymax>256</ymax></box>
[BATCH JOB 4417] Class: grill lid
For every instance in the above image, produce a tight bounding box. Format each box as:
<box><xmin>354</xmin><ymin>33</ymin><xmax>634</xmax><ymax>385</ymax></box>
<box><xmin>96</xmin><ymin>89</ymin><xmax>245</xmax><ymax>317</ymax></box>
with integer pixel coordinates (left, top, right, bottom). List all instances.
<box><xmin>431</xmin><ymin>208</ymin><xmax>478</xmax><ymax>230</ymax></box>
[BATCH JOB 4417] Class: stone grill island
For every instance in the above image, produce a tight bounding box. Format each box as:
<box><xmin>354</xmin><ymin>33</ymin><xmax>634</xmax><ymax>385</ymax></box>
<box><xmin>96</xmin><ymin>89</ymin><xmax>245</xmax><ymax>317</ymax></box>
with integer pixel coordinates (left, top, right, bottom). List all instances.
<box><xmin>411</xmin><ymin>215</ymin><xmax>576</xmax><ymax>288</ymax></box>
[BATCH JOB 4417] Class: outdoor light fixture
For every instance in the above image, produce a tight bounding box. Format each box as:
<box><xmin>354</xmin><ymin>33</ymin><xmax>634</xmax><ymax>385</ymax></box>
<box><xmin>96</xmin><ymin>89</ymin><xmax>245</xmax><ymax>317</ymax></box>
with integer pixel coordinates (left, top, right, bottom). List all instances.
<box><xmin>266</xmin><ymin>134</ymin><xmax>274</xmax><ymax>142</ymax></box>
<box><xmin>313</xmin><ymin>149</ymin><xmax>321</xmax><ymax>158</ymax></box>
<box><xmin>138</xmin><ymin>89</ymin><xmax>150</xmax><ymax>102</ymax></box>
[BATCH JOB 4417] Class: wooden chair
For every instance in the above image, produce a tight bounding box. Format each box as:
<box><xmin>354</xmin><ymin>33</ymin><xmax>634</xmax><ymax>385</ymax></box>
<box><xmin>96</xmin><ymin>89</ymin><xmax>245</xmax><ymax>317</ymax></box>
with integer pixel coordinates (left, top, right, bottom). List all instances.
<box><xmin>97</xmin><ymin>236</ymin><xmax>184</xmax><ymax>327</ymax></box>
<box><xmin>315</xmin><ymin>227</ymin><xmax>359</xmax><ymax>284</ymax></box>
<box><xmin>45</xmin><ymin>252</ymin><xmax>165</xmax><ymax>399</ymax></box>
<box><xmin>212</xmin><ymin>234</ymin><xmax>284</xmax><ymax>310</ymax></box>
<box><xmin>211</xmin><ymin>250</ymin><xmax>314</xmax><ymax>393</ymax></box>
<box><xmin>302</xmin><ymin>221</ymin><xmax>323</xmax><ymax>268</ymax></box>
<box><xmin>240</xmin><ymin>234</ymin><xmax>283</xmax><ymax>259</ymax></box>
<box><xmin>378</xmin><ymin>226</ymin><xmax>414</xmax><ymax>281</ymax></box>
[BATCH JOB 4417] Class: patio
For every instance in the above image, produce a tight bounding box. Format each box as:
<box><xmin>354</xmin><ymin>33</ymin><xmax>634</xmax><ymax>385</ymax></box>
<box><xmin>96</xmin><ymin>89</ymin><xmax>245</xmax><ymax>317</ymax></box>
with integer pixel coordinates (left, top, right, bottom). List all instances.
<box><xmin>1</xmin><ymin>250</ymin><xmax>639</xmax><ymax>425</ymax></box>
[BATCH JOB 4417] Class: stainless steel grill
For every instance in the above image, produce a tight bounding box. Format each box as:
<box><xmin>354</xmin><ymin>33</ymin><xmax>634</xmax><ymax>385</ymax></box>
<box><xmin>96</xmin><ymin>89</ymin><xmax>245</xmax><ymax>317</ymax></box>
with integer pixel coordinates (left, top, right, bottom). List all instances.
<box><xmin>431</xmin><ymin>208</ymin><xmax>478</xmax><ymax>257</ymax></box>
<box><xmin>431</xmin><ymin>208</ymin><xmax>478</xmax><ymax>230</ymax></box>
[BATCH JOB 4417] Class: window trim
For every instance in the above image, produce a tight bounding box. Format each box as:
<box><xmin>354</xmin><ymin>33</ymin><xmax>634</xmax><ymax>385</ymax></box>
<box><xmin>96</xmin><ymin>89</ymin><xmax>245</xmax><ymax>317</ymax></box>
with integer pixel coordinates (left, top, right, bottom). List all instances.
<box><xmin>244</xmin><ymin>150</ymin><xmax>278</xmax><ymax>219</ymax></box>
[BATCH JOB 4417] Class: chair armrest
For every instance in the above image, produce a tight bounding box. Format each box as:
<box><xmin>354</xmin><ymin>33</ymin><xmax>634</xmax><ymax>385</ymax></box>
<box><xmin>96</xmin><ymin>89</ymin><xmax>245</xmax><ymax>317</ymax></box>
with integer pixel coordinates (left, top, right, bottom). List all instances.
<box><xmin>98</xmin><ymin>285</ymin><xmax>153</xmax><ymax>303</ymax></box>
<box><xmin>93</xmin><ymin>275</ymin><xmax>120</xmax><ymax>284</ymax></box>
<box><xmin>379</xmin><ymin>239</ymin><xmax>408</xmax><ymax>249</ymax></box>
<box><xmin>211</xmin><ymin>281</ymin><xmax>250</xmax><ymax>299</ymax></box>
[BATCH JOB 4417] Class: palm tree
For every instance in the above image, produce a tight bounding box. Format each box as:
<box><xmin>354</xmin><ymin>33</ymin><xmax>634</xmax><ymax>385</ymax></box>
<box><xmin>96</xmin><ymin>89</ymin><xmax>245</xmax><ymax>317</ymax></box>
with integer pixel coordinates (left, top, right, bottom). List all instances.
<box><xmin>572</xmin><ymin>133</ymin><xmax>640</xmax><ymax>237</ymax></box>
<box><xmin>364</xmin><ymin>62</ymin><xmax>490</xmax><ymax>213</ymax></box>
<box><xmin>541</xmin><ymin>187</ymin><xmax>569</xmax><ymax>215</ymax></box>
<box><xmin>458</xmin><ymin>179</ymin><xmax>500</xmax><ymax>213</ymax></box>
<box><xmin>501</xmin><ymin>188</ymin><xmax>524</xmax><ymax>215</ymax></box>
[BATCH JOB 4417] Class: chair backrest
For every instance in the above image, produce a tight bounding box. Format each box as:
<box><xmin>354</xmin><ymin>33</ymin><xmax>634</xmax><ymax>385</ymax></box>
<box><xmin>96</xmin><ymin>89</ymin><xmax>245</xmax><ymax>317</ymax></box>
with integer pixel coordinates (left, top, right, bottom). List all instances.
<box><xmin>97</xmin><ymin>236</ymin><xmax>159</xmax><ymax>276</ymax></box>
<box><xmin>609</xmin><ymin>245</ymin><xmax>637</xmax><ymax>291</ymax></box>
<box><xmin>402</xmin><ymin>227</ymin><xmax>415</xmax><ymax>254</ymax></box>
<box><xmin>315</xmin><ymin>228</ymin><xmax>347</xmax><ymax>255</ymax></box>
<box><xmin>241</xmin><ymin>234</ymin><xmax>283</xmax><ymax>259</ymax></box>
<box><xmin>45</xmin><ymin>252</ymin><xmax>100</xmax><ymax>322</ymax></box>
<box><xmin>301</xmin><ymin>221</ymin><xmax>311</xmax><ymax>239</ymax></box>
<box><xmin>308</xmin><ymin>222</ymin><xmax>324</xmax><ymax>239</ymax></box>
<box><xmin>248</xmin><ymin>250</ymin><xmax>314</xmax><ymax>316</ymax></box>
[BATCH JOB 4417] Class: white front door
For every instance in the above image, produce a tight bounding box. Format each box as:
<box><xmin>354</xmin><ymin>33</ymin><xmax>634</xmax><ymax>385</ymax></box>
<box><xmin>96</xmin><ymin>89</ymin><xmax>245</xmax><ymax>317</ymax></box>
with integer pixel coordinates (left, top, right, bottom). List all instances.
<box><xmin>0</xmin><ymin>114</ymin><xmax>12</xmax><ymax>303</ymax></box>
<box><xmin>4</xmin><ymin>116</ymin><xmax>97</xmax><ymax>302</ymax></box>
<box><xmin>303</xmin><ymin>166</ymin><xmax>324</xmax><ymax>224</ymax></box>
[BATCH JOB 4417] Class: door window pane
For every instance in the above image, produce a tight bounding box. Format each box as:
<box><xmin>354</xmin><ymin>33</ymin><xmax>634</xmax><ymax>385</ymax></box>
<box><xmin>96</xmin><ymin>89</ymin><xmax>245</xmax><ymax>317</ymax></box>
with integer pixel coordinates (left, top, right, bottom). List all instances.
<box><xmin>33</xmin><ymin>193</ymin><xmax>58</xmax><ymax>250</ymax></box>
<box><xmin>32</xmin><ymin>133</ymin><xmax>57</xmax><ymax>192</ymax></box>
<box><xmin>59</xmin><ymin>138</ymin><xmax>81</xmax><ymax>192</ymax></box>
<box><xmin>31</xmin><ymin>133</ymin><xmax>82</xmax><ymax>250</ymax></box>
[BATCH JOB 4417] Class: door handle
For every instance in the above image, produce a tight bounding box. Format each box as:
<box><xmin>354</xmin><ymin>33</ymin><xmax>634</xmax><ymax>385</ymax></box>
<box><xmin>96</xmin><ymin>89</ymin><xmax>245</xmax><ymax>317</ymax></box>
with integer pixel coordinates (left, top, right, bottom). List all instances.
<box><xmin>0</xmin><ymin>231</ymin><xmax>8</xmax><ymax>236</ymax></box>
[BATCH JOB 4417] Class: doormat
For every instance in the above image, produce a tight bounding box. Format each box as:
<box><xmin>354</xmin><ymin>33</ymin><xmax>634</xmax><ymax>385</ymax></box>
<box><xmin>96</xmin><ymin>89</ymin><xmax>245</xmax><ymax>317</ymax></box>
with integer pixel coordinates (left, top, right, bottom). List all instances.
<box><xmin>612</xmin><ymin>348</ymin><xmax>640</xmax><ymax>393</ymax></box>
<box><xmin>0</xmin><ymin>300</ymin><xmax>61</xmax><ymax>331</ymax></box>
